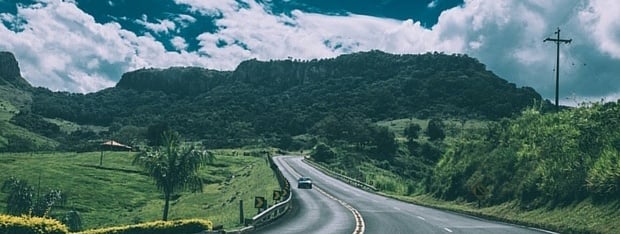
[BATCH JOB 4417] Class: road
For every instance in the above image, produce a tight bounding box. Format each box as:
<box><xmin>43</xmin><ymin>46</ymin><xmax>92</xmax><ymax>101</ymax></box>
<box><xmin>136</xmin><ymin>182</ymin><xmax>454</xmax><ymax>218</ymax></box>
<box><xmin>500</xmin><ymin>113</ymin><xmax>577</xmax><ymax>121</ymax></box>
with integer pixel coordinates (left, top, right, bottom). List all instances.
<box><xmin>252</xmin><ymin>156</ymin><xmax>355</xmax><ymax>234</ymax></box>
<box><xmin>254</xmin><ymin>156</ymin><xmax>552</xmax><ymax>234</ymax></box>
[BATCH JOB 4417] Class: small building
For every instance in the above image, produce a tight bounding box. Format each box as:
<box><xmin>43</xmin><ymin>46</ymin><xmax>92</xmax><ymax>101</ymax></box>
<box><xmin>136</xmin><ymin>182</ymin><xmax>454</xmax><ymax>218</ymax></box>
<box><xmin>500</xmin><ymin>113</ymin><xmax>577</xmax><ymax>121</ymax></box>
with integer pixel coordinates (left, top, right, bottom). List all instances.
<box><xmin>99</xmin><ymin>140</ymin><xmax>132</xmax><ymax>166</ymax></box>
<box><xmin>101</xmin><ymin>140</ymin><xmax>132</xmax><ymax>151</ymax></box>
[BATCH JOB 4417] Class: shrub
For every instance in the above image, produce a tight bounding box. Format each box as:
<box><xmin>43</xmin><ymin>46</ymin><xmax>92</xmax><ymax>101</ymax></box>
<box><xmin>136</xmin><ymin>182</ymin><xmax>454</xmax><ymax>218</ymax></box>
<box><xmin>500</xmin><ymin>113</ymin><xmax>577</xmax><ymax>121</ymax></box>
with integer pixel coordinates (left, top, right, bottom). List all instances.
<box><xmin>78</xmin><ymin>219</ymin><xmax>213</xmax><ymax>234</ymax></box>
<box><xmin>311</xmin><ymin>143</ymin><xmax>336</xmax><ymax>163</ymax></box>
<box><xmin>0</xmin><ymin>214</ymin><xmax>69</xmax><ymax>234</ymax></box>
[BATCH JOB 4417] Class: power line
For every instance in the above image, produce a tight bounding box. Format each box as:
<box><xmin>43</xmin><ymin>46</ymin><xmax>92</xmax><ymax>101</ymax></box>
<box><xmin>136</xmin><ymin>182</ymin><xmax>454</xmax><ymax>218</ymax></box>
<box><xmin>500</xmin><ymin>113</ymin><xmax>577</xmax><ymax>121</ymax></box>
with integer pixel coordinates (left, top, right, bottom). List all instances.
<box><xmin>544</xmin><ymin>27</ymin><xmax>572</xmax><ymax>111</ymax></box>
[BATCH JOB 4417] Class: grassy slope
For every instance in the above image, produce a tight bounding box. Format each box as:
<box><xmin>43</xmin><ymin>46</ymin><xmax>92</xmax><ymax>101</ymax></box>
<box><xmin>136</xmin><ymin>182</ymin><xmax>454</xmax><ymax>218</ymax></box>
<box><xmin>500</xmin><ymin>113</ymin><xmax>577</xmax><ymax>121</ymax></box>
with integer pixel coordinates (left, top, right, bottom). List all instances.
<box><xmin>0</xmin><ymin>87</ymin><xmax>58</xmax><ymax>149</ymax></box>
<box><xmin>313</xmin><ymin>158</ymin><xmax>619</xmax><ymax>233</ymax></box>
<box><xmin>316</xmin><ymin>153</ymin><xmax>618</xmax><ymax>234</ymax></box>
<box><xmin>0</xmin><ymin>99</ymin><xmax>17</xmax><ymax>121</ymax></box>
<box><xmin>324</xmin><ymin>117</ymin><xmax>619</xmax><ymax>233</ymax></box>
<box><xmin>0</xmin><ymin>150</ymin><xmax>279</xmax><ymax>230</ymax></box>
<box><xmin>0</xmin><ymin>121</ymin><xmax>59</xmax><ymax>150</ymax></box>
<box><xmin>0</xmin><ymin>85</ymin><xmax>31</xmax><ymax>112</ymax></box>
<box><xmin>387</xmin><ymin>194</ymin><xmax>620</xmax><ymax>234</ymax></box>
<box><xmin>45</xmin><ymin>118</ymin><xmax>108</xmax><ymax>134</ymax></box>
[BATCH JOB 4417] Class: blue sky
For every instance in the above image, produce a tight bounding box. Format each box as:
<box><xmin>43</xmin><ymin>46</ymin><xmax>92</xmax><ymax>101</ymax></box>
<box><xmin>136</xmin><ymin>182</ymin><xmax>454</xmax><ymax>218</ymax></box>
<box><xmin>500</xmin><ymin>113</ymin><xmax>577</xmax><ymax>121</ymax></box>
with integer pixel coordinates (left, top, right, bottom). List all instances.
<box><xmin>0</xmin><ymin>0</ymin><xmax>619</xmax><ymax>105</ymax></box>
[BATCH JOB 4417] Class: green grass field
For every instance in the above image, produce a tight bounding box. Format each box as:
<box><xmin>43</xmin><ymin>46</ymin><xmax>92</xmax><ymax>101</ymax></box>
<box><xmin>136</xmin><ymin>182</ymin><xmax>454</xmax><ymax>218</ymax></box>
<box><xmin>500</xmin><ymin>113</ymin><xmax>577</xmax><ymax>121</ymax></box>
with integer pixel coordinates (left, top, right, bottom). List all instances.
<box><xmin>45</xmin><ymin>118</ymin><xmax>108</xmax><ymax>134</ymax></box>
<box><xmin>376</xmin><ymin>117</ymin><xmax>489</xmax><ymax>144</ymax></box>
<box><xmin>0</xmin><ymin>150</ymin><xmax>280</xmax><ymax>231</ymax></box>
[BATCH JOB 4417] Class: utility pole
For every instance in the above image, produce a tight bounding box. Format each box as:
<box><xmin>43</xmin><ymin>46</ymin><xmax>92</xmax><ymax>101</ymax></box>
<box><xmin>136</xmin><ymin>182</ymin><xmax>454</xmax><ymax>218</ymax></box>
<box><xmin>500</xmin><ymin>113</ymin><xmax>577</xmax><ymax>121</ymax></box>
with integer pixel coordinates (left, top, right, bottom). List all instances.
<box><xmin>544</xmin><ymin>27</ymin><xmax>572</xmax><ymax>111</ymax></box>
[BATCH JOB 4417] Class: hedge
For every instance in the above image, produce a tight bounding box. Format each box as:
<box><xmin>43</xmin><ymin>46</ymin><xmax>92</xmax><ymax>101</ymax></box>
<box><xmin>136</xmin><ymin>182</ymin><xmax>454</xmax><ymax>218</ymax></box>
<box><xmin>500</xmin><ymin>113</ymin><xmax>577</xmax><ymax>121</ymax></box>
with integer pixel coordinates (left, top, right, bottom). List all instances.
<box><xmin>0</xmin><ymin>214</ymin><xmax>69</xmax><ymax>234</ymax></box>
<box><xmin>77</xmin><ymin>219</ymin><xmax>213</xmax><ymax>234</ymax></box>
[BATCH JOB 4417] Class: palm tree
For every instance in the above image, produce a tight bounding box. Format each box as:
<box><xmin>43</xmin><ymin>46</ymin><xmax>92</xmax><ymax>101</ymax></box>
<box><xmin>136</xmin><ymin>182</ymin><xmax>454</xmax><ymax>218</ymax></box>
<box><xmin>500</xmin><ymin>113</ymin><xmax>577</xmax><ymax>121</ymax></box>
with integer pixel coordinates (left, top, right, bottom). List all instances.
<box><xmin>133</xmin><ymin>131</ymin><xmax>214</xmax><ymax>221</ymax></box>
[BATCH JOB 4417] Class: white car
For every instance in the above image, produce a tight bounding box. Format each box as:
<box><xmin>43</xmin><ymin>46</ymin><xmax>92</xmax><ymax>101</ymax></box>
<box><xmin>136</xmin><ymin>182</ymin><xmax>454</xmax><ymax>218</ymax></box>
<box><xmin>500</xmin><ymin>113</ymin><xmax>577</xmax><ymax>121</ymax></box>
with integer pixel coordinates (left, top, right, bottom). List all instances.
<box><xmin>297</xmin><ymin>177</ymin><xmax>313</xmax><ymax>189</ymax></box>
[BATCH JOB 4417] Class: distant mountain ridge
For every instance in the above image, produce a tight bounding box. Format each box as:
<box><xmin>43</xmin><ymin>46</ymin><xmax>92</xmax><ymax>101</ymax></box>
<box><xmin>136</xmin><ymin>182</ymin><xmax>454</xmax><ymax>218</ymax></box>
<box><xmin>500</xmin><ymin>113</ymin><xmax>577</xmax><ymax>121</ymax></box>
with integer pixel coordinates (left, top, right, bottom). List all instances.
<box><xmin>0</xmin><ymin>51</ymin><xmax>31</xmax><ymax>89</ymax></box>
<box><xmin>114</xmin><ymin>50</ymin><xmax>544</xmax><ymax>119</ymax></box>
<box><xmin>116</xmin><ymin>67</ymin><xmax>230</xmax><ymax>96</ymax></box>
<box><xmin>10</xmin><ymin>50</ymin><xmax>549</xmax><ymax>149</ymax></box>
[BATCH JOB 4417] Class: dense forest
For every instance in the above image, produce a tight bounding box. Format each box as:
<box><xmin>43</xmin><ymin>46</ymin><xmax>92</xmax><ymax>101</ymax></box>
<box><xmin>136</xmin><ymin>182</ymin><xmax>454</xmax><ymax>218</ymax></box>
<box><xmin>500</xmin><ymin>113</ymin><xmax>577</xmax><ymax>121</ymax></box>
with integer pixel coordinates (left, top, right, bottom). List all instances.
<box><xmin>4</xmin><ymin>50</ymin><xmax>546</xmax><ymax>152</ymax></box>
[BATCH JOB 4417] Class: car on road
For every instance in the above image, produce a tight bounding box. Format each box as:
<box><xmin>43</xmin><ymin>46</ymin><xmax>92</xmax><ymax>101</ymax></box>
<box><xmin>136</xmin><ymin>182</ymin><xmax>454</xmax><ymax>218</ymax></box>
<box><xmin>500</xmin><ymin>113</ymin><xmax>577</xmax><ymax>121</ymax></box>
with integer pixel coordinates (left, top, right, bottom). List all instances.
<box><xmin>297</xmin><ymin>176</ymin><xmax>313</xmax><ymax>189</ymax></box>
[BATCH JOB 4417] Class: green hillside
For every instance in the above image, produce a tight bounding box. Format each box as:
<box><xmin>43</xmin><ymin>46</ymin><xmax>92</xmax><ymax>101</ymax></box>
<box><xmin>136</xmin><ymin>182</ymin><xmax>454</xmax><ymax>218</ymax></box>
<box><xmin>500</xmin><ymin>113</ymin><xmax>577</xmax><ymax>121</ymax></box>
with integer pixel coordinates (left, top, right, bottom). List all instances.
<box><xmin>309</xmin><ymin>101</ymin><xmax>620</xmax><ymax>233</ymax></box>
<box><xmin>0</xmin><ymin>150</ymin><xmax>279</xmax><ymax>230</ymax></box>
<box><xmin>22</xmin><ymin>51</ymin><xmax>547</xmax><ymax>152</ymax></box>
<box><xmin>0</xmin><ymin>67</ymin><xmax>57</xmax><ymax>152</ymax></box>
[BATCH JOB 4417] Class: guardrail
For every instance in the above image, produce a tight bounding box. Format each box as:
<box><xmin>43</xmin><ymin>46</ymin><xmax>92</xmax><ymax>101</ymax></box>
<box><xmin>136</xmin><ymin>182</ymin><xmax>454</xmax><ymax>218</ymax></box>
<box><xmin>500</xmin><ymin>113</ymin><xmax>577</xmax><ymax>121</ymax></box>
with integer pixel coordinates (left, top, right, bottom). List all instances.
<box><xmin>303</xmin><ymin>158</ymin><xmax>378</xmax><ymax>192</ymax></box>
<box><xmin>248</xmin><ymin>156</ymin><xmax>292</xmax><ymax>228</ymax></box>
<box><xmin>224</xmin><ymin>156</ymin><xmax>292</xmax><ymax>233</ymax></box>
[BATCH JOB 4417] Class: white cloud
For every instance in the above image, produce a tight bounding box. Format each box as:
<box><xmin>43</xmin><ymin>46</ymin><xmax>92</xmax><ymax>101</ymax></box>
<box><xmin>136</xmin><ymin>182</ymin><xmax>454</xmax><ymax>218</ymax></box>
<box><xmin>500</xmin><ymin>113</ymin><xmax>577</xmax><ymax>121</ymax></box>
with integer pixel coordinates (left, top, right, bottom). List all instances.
<box><xmin>0</xmin><ymin>0</ymin><xmax>208</xmax><ymax>92</ymax></box>
<box><xmin>135</xmin><ymin>15</ymin><xmax>176</xmax><ymax>34</ymax></box>
<box><xmin>174</xmin><ymin>14</ymin><xmax>197</xmax><ymax>28</ymax></box>
<box><xmin>174</xmin><ymin>0</ymin><xmax>238</xmax><ymax>17</ymax></box>
<box><xmin>0</xmin><ymin>0</ymin><xmax>618</xmax><ymax>104</ymax></box>
<box><xmin>578</xmin><ymin>0</ymin><xmax>620</xmax><ymax>59</ymax></box>
<box><xmin>428</xmin><ymin>0</ymin><xmax>439</xmax><ymax>8</ymax></box>
<box><xmin>171</xmin><ymin>36</ymin><xmax>188</xmax><ymax>51</ymax></box>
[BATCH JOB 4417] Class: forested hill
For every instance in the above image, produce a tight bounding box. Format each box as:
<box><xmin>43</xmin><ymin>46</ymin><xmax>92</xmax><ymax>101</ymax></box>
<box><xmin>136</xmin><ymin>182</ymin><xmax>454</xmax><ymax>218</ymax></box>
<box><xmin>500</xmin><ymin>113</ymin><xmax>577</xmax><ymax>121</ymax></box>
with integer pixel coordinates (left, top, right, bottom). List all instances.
<box><xmin>20</xmin><ymin>51</ymin><xmax>547</xmax><ymax>149</ymax></box>
<box><xmin>114</xmin><ymin>50</ymin><xmax>543</xmax><ymax>119</ymax></box>
<box><xmin>116</xmin><ymin>67</ymin><xmax>230</xmax><ymax>96</ymax></box>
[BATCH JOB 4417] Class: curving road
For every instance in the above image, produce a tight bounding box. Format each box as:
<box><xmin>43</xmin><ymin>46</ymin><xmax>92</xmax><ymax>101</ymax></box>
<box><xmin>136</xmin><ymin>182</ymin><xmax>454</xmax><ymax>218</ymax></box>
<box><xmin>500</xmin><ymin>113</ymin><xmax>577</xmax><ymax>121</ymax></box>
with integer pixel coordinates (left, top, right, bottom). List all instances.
<box><xmin>252</xmin><ymin>156</ymin><xmax>356</xmax><ymax>234</ymax></box>
<box><xmin>255</xmin><ymin>156</ymin><xmax>552</xmax><ymax>234</ymax></box>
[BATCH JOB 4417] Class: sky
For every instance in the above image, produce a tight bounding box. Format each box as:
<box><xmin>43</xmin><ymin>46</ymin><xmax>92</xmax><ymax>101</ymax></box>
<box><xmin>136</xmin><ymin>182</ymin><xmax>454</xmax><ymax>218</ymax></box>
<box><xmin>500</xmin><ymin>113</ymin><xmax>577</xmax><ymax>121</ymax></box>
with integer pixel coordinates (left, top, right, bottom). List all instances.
<box><xmin>0</xmin><ymin>0</ymin><xmax>619</xmax><ymax>105</ymax></box>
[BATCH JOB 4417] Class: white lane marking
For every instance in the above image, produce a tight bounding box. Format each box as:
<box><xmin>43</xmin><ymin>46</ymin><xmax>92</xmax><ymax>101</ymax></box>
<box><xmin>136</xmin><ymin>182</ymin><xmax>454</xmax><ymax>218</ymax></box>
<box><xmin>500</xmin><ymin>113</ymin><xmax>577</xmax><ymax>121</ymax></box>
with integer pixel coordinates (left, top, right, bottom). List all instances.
<box><xmin>279</xmin><ymin>157</ymin><xmax>365</xmax><ymax>234</ymax></box>
<box><xmin>416</xmin><ymin>216</ymin><xmax>426</xmax><ymax>221</ymax></box>
<box><xmin>393</xmin><ymin>206</ymin><xmax>401</xmax><ymax>211</ymax></box>
<box><xmin>529</xmin><ymin>228</ymin><xmax>559</xmax><ymax>234</ymax></box>
<box><xmin>444</xmin><ymin>227</ymin><xmax>453</xmax><ymax>233</ymax></box>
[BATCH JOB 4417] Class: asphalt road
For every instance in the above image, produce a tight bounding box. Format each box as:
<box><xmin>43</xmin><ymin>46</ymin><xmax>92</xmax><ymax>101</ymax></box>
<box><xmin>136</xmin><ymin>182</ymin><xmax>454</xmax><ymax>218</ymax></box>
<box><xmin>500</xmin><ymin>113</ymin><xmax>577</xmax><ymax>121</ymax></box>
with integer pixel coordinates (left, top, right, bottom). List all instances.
<box><xmin>252</xmin><ymin>156</ymin><xmax>356</xmax><ymax>234</ymax></box>
<box><xmin>254</xmin><ymin>156</ymin><xmax>552</xmax><ymax>234</ymax></box>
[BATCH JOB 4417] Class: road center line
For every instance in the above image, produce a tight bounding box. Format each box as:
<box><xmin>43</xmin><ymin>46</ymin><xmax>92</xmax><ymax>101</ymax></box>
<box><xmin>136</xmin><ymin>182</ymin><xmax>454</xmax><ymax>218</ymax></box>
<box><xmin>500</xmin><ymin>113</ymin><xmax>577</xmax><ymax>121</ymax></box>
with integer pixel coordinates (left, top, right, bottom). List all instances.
<box><xmin>279</xmin><ymin>157</ymin><xmax>366</xmax><ymax>234</ymax></box>
<box><xmin>314</xmin><ymin>186</ymin><xmax>365</xmax><ymax>234</ymax></box>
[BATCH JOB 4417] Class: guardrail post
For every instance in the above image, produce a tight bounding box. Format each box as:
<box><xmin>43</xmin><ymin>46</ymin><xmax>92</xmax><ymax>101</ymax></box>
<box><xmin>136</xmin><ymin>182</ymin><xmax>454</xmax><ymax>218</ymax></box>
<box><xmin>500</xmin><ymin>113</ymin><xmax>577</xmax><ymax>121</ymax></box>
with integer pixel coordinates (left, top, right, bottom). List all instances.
<box><xmin>239</xmin><ymin>200</ymin><xmax>244</xmax><ymax>225</ymax></box>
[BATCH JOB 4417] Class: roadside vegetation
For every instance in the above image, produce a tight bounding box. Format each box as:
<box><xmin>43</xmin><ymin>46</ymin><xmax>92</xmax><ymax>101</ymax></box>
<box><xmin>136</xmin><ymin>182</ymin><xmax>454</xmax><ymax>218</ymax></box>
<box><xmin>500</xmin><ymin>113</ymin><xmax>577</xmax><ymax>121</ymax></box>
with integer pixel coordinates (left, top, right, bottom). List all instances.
<box><xmin>0</xmin><ymin>148</ymin><xmax>279</xmax><ymax>231</ymax></box>
<box><xmin>309</xmin><ymin>101</ymin><xmax>620</xmax><ymax>233</ymax></box>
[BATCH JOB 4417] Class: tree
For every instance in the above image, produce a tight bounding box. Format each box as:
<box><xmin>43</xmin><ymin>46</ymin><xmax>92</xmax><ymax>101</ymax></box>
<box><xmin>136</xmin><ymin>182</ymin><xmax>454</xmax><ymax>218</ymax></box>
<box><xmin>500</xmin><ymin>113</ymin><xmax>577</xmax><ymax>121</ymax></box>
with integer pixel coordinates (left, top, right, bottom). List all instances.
<box><xmin>146</xmin><ymin>123</ymin><xmax>170</xmax><ymax>146</ymax></box>
<box><xmin>1</xmin><ymin>177</ymin><xmax>66</xmax><ymax>217</ymax></box>
<box><xmin>404</xmin><ymin>123</ymin><xmax>422</xmax><ymax>141</ymax></box>
<box><xmin>1</xmin><ymin>177</ymin><xmax>33</xmax><ymax>215</ymax></box>
<box><xmin>370</xmin><ymin>126</ymin><xmax>398</xmax><ymax>160</ymax></box>
<box><xmin>426</xmin><ymin>118</ymin><xmax>445</xmax><ymax>141</ymax></box>
<box><xmin>311</xmin><ymin>142</ymin><xmax>336</xmax><ymax>163</ymax></box>
<box><xmin>113</xmin><ymin>125</ymin><xmax>146</xmax><ymax>146</ymax></box>
<box><xmin>404</xmin><ymin>122</ymin><xmax>422</xmax><ymax>155</ymax></box>
<box><xmin>133</xmin><ymin>131</ymin><xmax>214</xmax><ymax>221</ymax></box>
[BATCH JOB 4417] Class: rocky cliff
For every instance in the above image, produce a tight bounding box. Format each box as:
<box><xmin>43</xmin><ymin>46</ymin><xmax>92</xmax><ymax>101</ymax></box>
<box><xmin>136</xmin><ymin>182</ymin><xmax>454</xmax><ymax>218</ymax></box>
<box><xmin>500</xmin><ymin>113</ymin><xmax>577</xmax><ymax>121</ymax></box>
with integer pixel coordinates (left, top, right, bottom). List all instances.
<box><xmin>0</xmin><ymin>51</ymin><xmax>32</xmax><ymax>89</ymax></box>
<box><xmin>116</xmin><ymin>66</ymin><xmax>230</xmax><ymax>96</ymax></box>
